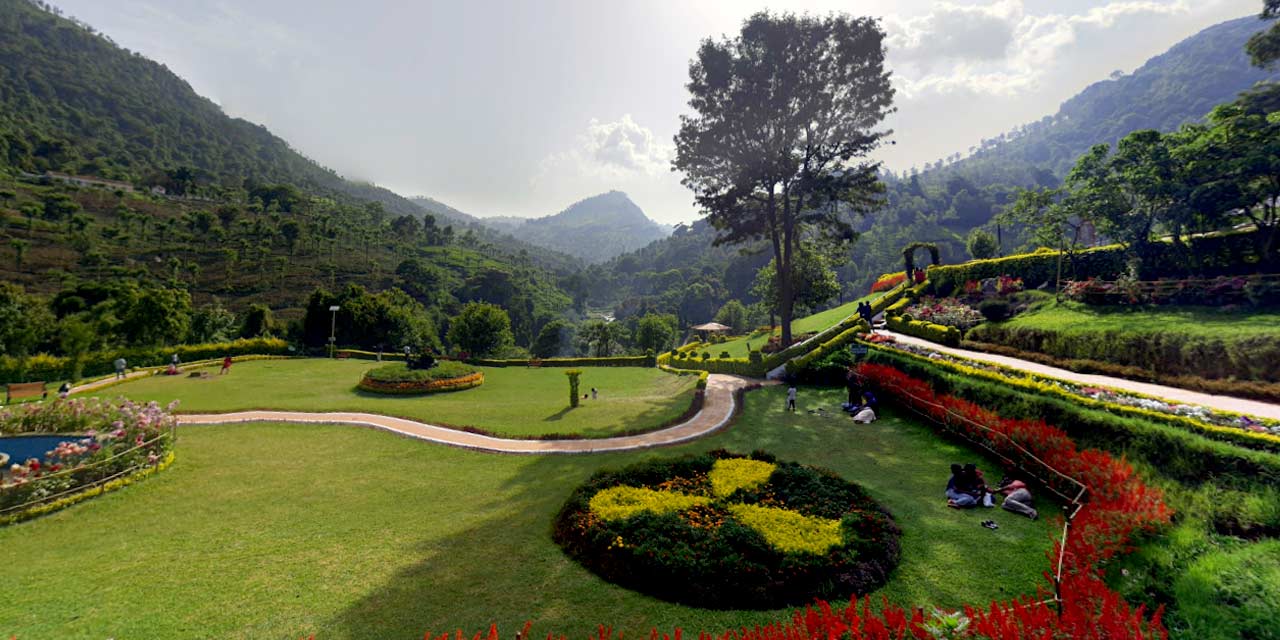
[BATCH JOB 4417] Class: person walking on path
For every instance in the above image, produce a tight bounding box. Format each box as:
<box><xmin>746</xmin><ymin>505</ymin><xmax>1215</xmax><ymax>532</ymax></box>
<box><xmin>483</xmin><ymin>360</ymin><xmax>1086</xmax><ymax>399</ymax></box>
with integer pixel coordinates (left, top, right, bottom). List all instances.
<box><xmin>786</xmin><ymin>385</ymin><xmax>797</xmax><ymax>412</ymax></box>
<box><xmin>114</xmin><ymin>357</ymin><xmax>127</xmax><ymax>380</ymax></box>
<box><xmin>220</xmin><ymin>355</ymin><xmax>233</xmax><ymax>375</ymax></box>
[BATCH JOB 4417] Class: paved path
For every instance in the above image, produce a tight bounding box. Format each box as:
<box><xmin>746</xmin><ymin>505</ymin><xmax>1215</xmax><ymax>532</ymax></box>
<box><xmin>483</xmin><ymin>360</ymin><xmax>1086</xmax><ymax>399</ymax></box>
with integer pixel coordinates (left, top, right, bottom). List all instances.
<box><xmin>884</xmin><ymin>331</ymin><xmax>1280</xmax><ymax>421</ymax></box>
<box><xmin>177</xmin><ymin>374</ymin><xmax>767</xmax><ymax>454</ymax></box>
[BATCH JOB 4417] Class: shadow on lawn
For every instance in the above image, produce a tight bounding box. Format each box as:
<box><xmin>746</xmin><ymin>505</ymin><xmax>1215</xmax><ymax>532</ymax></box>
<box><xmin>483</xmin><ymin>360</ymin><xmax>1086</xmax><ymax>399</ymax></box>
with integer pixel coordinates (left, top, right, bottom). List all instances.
<box><xmin>326</xmin><ymin>387</ymin><xmax>1057</xmax><ymax>639</ymax></box>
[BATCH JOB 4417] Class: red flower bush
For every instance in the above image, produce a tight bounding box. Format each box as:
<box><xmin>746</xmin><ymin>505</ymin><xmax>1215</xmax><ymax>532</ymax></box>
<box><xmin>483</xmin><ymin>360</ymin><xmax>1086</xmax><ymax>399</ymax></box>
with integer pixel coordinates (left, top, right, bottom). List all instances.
<box><xmin>871</xmin><ymin>273</ymin><xmax>907</xmax><ymax>293</ymax></box>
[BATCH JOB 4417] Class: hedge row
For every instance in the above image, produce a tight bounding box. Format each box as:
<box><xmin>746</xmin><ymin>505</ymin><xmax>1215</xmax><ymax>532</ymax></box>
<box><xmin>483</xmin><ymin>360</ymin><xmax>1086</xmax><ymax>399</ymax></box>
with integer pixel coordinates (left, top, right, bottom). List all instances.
<box><xmin>657</xmin><ymin>283</ymin><xmax>910</xmax><ymax>378</ymax></box>
<box><xmin>885</xmin><ymin>315</ymin><xmax>961</xmax><ymax>347</ymax></box>
<box><xmin>467</xmin><ymin>355</ymin><xmax>655</xmax><ymax>368</ymax></box>
<box><xmin>785</xmin><ymin>321</ymin><xmax>868</xmax><ymax>375</ymax></box>
<box><xmin>928</xmin><ymin>228</ymin><xmax>1273</xmax><ymax>296</ymax></box>
<box><xmin>963</xmin><ymin>339</ymin><xmax>1280</xmax><ymax>404</ymax></box>
<box><xmin>863</xmin><ymin>346</ymin><xmax>1280</xmax><ymax>487</ymax></box>
<box><xmin>0</xmin><ymin>338</ymin><xmax>292</xmax><ymax>384</ymax></box>
<box><xmin>659</xmin><ymin>364</ymin><xmax>711</xmax><ymax>390</ymax></box>
<box><xmin>965</xmin><ymin>323</ymin><xmax>1280</xmax><ymax>383</ymax></box>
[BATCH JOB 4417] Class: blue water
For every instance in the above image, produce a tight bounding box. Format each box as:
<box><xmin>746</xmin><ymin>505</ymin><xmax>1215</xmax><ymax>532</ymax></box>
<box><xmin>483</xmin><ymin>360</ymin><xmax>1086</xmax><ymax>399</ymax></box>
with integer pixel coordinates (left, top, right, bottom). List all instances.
<box><xmin>0</xmin><ymin>435</ymin><xmax>83</xmax><ymax>466</ymax></box>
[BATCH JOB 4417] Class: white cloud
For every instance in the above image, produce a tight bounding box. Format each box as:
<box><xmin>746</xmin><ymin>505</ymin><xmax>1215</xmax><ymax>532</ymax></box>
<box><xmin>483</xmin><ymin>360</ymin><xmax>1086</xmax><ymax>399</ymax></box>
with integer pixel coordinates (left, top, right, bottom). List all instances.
<box><xmin>887</xmin><ymin>0</ymin><xmax>1191</xmax><ymax>97</ymax></box>
<box><xmin>536</xmin><ymin>114</ymin><xmax>673</xmax><ymax>182</ymax></box>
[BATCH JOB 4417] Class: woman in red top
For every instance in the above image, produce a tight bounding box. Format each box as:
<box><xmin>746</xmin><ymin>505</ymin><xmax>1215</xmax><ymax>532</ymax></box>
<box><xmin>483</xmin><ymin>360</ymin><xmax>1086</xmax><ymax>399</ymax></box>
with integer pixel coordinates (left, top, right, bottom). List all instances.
<box><xmin>220</xmin><ymin>355</ymin><xmax>233</xmax><ymax>375</ymax></box>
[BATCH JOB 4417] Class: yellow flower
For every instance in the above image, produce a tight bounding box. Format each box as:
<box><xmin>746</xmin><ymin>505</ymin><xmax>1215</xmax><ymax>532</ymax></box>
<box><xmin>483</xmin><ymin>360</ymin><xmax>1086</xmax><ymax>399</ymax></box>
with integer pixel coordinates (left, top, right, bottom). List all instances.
<box><xmin>727</xmin><ymin>503</ymin><xmax>843</xmax><ymax>555</ymax></box>
<box><xmin>589</xmin><ymin>486</ymin><xmax>711</xmax><ymax>521</ymax></box>
<box><xmin>708</xmin><ymin>458</ymin><xmax>776</xmax><ymax>498</ymax></box>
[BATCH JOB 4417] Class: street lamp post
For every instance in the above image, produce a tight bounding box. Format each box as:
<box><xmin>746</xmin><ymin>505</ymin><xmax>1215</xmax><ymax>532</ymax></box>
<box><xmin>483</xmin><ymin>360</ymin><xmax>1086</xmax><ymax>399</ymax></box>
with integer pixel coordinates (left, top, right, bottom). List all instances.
<box><xmin>329</xmin><ymin>305</ymin><xmax>340</xmax><ymax>358</ymax></box>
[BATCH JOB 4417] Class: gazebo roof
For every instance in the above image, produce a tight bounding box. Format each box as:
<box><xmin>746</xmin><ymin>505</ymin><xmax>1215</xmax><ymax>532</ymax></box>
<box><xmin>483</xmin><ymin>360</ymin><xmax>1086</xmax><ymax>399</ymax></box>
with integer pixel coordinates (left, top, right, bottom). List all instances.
<box><xmin>690</xmin><ymin>322</ymin><xmax>731</xmax><ymax>332</ymax></box>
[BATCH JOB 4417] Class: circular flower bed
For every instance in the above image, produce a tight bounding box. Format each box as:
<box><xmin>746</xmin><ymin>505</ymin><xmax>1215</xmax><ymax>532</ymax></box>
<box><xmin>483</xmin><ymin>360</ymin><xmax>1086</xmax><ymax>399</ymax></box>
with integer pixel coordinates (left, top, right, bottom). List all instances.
<box><xmin>553</xmin><ymin>450</ymin><xmax>901</xmax><ymax>609</ymax></box>
<box><xmin>357</xmin><ymin>361</ymin><xmax>483</xmax><ymax>395</ymax></box>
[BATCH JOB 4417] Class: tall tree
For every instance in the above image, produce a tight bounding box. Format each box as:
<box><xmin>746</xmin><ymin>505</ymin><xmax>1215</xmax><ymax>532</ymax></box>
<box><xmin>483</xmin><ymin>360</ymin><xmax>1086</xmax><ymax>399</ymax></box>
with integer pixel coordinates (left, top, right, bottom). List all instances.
<box><xmin>1247</xmin><ymin>0</ymin><xmax>1280</xmax><ymax>68</ymax></box>
<box><xmin>673</xmin><ymin>11</ymin><xmax>894</xmax><ymax>347</ymax></box>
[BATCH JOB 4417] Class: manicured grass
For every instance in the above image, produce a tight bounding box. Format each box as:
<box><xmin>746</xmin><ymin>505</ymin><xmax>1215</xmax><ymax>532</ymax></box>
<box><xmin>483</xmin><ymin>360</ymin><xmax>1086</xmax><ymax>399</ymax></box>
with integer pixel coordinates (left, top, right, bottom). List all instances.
<box><xmin>85</xmin><ymin>359</ymin><xmax>697</xmax><ymax>439</ymax></box>
<box><xmin>713</xmin><ymin>294</ymin><xmax>877</xmax><ymax>358</ymax></box>
<box><xmin>998</xmin><ymin>300</ymin><xmax>1280</xmax><ymax>339</ymax></box>
<box><xmin>0</xmin><ymin>386</ymin><xmax>1055</xmax><ymax>639</ymax></box>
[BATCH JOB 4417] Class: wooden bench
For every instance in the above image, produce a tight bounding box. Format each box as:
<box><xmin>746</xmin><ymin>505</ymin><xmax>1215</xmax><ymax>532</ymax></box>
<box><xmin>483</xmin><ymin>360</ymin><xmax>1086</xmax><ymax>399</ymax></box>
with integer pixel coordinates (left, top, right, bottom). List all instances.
<box><xmin>528</xmin><ymin>358</ymin><xmax>543</xmax><ymax>368</ymax></box>
<box><xmin>336</xmin><ymin>351</ymin><xmax>352</xmax><ymax>360</ymax></box>
<box><xmin>5</xmin><ymin>381</ymin><xmax>47</xmax><ymax>404</ymax></box>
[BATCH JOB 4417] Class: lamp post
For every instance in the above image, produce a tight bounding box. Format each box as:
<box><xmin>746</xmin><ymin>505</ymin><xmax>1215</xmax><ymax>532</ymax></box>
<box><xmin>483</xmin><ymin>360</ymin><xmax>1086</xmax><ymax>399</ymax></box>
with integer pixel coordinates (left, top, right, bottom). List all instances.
<box><xmin>328</xmin><ymin>305</ymin><xmax>340</xmax><ymax>358</ymax></box>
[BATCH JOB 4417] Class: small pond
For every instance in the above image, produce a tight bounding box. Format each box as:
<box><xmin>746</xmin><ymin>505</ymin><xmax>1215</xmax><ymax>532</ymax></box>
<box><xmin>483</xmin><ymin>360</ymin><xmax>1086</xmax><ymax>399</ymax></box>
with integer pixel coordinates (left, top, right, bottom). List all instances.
<box><xmin>0</xmin><ymin>434</ymin><xmax>84</xmax><ymax>467</ymax></box>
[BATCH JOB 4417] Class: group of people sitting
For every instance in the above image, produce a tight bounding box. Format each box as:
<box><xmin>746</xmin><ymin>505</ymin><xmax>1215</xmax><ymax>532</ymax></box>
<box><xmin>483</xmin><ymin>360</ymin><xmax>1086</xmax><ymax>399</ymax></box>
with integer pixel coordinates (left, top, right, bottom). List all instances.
<box><xmin>945</xmin><ymin>463</ymin><xmax>1038</xmax><ymax>520</ymax></box>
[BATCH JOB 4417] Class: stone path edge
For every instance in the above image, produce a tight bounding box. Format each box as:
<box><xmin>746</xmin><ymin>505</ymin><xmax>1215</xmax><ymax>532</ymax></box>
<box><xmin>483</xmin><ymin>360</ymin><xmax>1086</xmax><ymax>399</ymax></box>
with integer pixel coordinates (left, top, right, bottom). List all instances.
<box><xmin>176</xmin><ymin>375</ymin><xmax>768</xmax><ymax>455</ymax></box>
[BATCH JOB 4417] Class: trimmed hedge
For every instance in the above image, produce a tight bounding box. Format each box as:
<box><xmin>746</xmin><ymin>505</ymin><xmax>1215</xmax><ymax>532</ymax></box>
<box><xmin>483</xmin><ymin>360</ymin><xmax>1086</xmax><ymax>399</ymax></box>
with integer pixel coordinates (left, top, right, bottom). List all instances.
<box><xmin>928</xmin><ymin>229</ymin><xmax>1274</xmax><ymax>297</ymax></box>
<box><xmin>785</xmin><ymin>321</ymin><xmax>869</xmax><ymax>375</ymax></box>
<box><xmin>885</xmin><ymin>315</ymin><xmax>962</xmax><ymax>347</ymax></box>
<box><xmin>966</xmin><ymin>322</ymin><xmax>1280</xmax><ymax>383</ymax></box>
<box><xmin>656</xmin><ymin>284</ymin><xmax>909</xmax><ymax>378</ymax></box>
<box><xmin>552</xmin><ymin>450</ymin><xmax>901</xmax><ymax>609</ymax></box>
<box><xmin>468</xmin><ymin>355</ymin><xmax>655</xmax><ymax>368</ymax></box>
<box><xmin>963</xmin><ymin>339</ymin><xmax>1280</xmax><ymax>404</ymax></box>
<box><xmin>863</xmin><ymin>346</ymin><xmax>1280</xmax><ymax>488</ymax></box>
<box><xmin>0</xmin><ymin>338</ymin><xmax>292</xmax><ymax>384</ymax></box>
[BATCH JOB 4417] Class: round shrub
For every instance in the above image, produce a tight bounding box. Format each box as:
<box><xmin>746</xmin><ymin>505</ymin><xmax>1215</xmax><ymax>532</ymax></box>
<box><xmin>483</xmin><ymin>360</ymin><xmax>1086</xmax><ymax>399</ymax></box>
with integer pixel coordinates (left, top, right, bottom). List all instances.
<box><xmin>1173</xmin><ymin>540</ymin><xmax>1280</xmax><ymax>639</ymax></box>
<box><xmin>978</xmin><ymin>299</ymin><xmax>1012</xmax><ymax>322</ymax></box>
<box><xmin>553</xmin><ymin>450</ymin><xmax>901</xmax><ymax>609</ymax></box>
<box><xmin>358</xmin><ymin>361</ymin><xmax>483</xmax><ymax>394</ymax></box>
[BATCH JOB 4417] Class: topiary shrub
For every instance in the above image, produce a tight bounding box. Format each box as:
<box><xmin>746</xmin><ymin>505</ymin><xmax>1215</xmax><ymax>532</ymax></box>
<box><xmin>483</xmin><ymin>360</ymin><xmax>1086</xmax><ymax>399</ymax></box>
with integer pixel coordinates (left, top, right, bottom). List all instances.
<box><xmin>553</xmin><ymin>451</ymin><xmax>901</xmax><ymax>609</ymax></box>
<box><xmin>719</xmin><ymin>351</ymin><xmax>731</xmax><ymax>359</ymax></box>
<box><xmin>978</xmin><ymin>299</ymin><xmax>1012</xmax><ymax>322</ymax></box>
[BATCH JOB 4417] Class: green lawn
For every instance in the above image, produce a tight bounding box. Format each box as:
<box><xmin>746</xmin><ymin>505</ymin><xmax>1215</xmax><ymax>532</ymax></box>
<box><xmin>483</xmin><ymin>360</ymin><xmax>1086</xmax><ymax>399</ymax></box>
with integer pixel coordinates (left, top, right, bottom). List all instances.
<box><xmin>85</xmin><ymin>359</ymin><xmax>697</xmax><ymax>439</ymax></box>
<box><xmin>0</xmin><ymin>386</ymin><xmax>1055</xmax><ymax>639</ymax></box>
<box><xmin>997</xmin><ymin>300</ymin><xmax>1280</xmax><ymax>339</ymax></box>
<box><xmin>713</xmin><ymin>294</ymin><xmax>877</xmax><ymax>358</ymax></box>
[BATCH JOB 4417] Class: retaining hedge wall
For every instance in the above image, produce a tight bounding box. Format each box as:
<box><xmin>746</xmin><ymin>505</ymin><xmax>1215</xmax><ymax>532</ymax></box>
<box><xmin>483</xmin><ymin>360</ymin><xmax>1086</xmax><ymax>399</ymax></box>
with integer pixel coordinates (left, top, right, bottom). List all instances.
<box><xmin>0</xmin><ymin>338</ymin><xmax>292</xmax><ymax>384</ymax></box>
<box><xmin>927</xmin><ymin>229</ymin><xmax>1273</xmax><ymax>297</ymax></box>
<box><xmin>468</xmin><ymin>355</ymin><xmax>655</xmax><ymax>368</ymax></box>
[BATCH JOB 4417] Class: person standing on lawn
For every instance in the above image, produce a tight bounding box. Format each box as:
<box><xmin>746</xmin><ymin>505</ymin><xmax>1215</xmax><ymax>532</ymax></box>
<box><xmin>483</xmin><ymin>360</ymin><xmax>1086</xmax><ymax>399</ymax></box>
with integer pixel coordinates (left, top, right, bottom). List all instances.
<box><xmin>786</xmin><ymin>385</ymin><xmax>797</xmax><ymax>412</ymax></box>
<box><xmin>220</xmin><ymin>355</ymin><xmax>233</xmax><ymax>375</ymax></box>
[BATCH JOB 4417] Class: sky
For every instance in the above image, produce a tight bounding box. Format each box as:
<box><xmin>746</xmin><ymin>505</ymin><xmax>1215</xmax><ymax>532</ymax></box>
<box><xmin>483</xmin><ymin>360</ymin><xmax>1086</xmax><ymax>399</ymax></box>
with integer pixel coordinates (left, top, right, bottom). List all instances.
<box><xmin>53</xmin><ymin>0</ymin><xmax>1261</xmax><ymax>225</ymax></box>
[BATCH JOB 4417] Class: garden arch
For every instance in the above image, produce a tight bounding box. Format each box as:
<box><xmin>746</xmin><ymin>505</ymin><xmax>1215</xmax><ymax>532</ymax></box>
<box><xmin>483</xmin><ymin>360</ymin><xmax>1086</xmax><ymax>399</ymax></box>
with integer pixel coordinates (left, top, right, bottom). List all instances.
<box><xmin>902</xmin><ymin>242</ymin><xmax>941</xmax><ymax>280</ymax></box>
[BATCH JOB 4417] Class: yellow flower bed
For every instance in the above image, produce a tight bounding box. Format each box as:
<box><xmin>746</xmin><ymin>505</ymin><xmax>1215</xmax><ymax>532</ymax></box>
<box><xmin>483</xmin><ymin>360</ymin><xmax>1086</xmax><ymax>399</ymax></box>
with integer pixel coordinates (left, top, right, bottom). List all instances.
<box><xmin>708</xmin><ymin>458</ymin><xmax>776</xmax><ymax>498</ymax></box>
<box><xmin>589</xmin><ymin>486</ymin><xmax>711</xmax><ymax>521</ymax></box>
<box><xmin>727</xmin><ymin>503</ymin><xmax>844</xmax><ymax>555</ymax></box>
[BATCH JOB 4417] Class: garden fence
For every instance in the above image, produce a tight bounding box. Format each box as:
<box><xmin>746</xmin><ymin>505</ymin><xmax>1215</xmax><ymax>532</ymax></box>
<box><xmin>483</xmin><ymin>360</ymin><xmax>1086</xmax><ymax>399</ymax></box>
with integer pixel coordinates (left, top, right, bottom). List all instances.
<box><xmin>867</xmin><ymin>374</ymin><xmax>1089</xmax><ymax>612</ymax></box>
<box><xmin>0</xmin><ymin>426</ymin><xmax>176</xmax><ymax>517</ymax></box>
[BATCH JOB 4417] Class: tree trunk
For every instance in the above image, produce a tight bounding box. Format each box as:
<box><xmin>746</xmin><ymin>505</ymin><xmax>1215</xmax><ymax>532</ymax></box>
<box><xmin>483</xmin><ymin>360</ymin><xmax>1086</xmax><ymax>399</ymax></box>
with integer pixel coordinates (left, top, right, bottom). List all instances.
<box><xmin>779</xmin><ymin>186</ymin><xmax>795</xmax><ymax>348</ymax></box>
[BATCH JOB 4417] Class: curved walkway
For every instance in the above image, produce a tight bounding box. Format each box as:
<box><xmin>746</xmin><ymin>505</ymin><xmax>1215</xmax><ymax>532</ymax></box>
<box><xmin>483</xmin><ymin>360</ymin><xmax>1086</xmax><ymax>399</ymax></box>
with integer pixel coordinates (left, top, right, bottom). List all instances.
<box><xmin>884</xmin><ymin>331</ymin><xmax>1280</xmax><ymax>421</ymax></box>
<box><xmin>176</xmin><ymin>374</ymin><xmax>766</xmax><ymax>454</ymax></box>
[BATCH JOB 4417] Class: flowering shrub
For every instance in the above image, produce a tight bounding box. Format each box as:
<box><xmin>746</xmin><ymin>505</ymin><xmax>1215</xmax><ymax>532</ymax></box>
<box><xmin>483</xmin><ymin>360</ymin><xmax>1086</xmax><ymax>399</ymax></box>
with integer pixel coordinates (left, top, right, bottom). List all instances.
<box><xmin>553</xmin><ymin>450</ymin><xmax>901</xmax><ymax>609</ymax></box>
<box><xmin>726</xmin><ymin>503</ymin><xmax>842</xmax><ymax>555</ymax></box>
<box><xmin>708</xmin><ymin>458</ymin><xmax>775</xmax><ymax>497</ymax></box>
<box><xmin>903</xmin><ymin>296</ymin><xmax>985</xmax><ymax>332</ymax></box>
<box><xmin>871</xmin><ymin>272</ymin><xmax>906</xmax><ymax>293</ymax></box>
<box><xmin>1062</xmin><ymin>274</ymin><xmax>1279</xmax><ymax>307</ymax></box>
<box><xmin>358</xmin><ymin>362</ymin><xmax>483</xmax><ymax>394</ymax></box>
<box><xmin>0</xmin><ymin>398</ymin><xmax>177</xmax><ymax>518</ymax></box>
<box><xmin>588</xmin><ymin>486</ymin><xmax>711</xmax><ymax>521</ymax></box>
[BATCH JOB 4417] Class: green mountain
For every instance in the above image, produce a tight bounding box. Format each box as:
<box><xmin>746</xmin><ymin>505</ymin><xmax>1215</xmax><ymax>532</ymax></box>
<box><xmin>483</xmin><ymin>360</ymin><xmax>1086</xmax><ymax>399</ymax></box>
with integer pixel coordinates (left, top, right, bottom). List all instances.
<box><xmin>913</xmin><ymin>15</ymin><xmax>1280</xmax><ymax>185</ymax></box>
<box><xmin>477</xmin><ymin>191</ymin><xmax>672</xmax><ymax>264</ymax></box>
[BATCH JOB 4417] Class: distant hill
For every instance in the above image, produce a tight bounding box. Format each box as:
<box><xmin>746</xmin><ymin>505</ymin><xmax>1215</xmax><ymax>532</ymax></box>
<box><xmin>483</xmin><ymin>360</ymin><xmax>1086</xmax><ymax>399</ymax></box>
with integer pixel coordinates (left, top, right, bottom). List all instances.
<box><xmin>476</xmin><ymin>191</ymin><xmax>672</xmax><ymax>263</ymax></box>
<box><xmin>911</xmin><ymin>15</ymin><xmax>1280</xmax><ymax>188</ymax></box>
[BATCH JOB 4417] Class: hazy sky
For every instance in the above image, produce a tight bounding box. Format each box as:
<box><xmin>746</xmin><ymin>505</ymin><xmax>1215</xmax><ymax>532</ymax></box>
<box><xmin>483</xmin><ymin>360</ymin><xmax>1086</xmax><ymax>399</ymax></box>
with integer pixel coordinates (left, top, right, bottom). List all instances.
<box><xmin>55</xmin><ymin>0</ymin><xmax>1261</xmax><ymax>224</ymax></box>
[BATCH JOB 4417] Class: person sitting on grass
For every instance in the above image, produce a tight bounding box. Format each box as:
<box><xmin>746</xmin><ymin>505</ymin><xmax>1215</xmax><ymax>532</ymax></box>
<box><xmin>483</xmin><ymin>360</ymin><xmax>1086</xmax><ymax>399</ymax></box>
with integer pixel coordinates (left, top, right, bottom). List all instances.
<box><xmin>850</xmin><ymin>390</ymin><xmax>878</xmax><ymax>423</ymax></box>
<box><xmin>996</xmin><ymin>477</ymin><xmax>1037</xmax><ymax>520</ymax></box>
<box><xmin>945</xmin><ymin>464</ymin><xmax>976</xmax><ymax>508</ymax></box>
